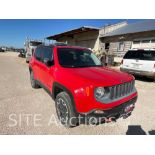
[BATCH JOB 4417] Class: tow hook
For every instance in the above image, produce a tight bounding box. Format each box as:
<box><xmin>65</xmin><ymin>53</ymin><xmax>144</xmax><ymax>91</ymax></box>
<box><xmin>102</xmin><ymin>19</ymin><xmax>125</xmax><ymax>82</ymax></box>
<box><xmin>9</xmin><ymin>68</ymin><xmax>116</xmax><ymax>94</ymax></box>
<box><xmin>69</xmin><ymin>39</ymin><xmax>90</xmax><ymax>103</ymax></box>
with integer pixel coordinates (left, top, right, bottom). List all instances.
<box><xmin>122</xmin><ymin>112</ymin><xmax>131</xmax><ymax>119</ymax></box>
<box><xmin>124</xmin><ymin>104</ymin><xmax>135</xmax><ymax>113</ymax></box>
<box><xmin>105</xmin><ymin>117</ymin><xmax>116</xmax><ymax>123</ymax></box>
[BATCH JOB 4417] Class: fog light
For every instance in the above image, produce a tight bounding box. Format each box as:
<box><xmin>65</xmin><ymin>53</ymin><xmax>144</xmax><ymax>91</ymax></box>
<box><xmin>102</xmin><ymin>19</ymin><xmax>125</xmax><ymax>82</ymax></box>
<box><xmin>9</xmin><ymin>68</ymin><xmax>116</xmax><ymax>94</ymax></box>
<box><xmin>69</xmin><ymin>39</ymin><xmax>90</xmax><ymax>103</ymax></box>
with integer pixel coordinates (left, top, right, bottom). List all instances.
<box><xmin>94</xmin><ymin>110</ymin><xmax>104</xmax><ymax>114</ymax></box>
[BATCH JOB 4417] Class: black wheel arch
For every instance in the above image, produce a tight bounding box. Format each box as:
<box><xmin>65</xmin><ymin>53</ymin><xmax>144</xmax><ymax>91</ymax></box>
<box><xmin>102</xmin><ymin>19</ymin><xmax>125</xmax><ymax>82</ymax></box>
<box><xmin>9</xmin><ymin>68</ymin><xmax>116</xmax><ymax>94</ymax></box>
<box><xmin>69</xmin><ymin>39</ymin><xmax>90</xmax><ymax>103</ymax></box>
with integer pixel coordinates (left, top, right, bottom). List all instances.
<box><xmin>52</xmin><ymin>82</ymin><xmax>78</xmax><ymax>114</ymax></box>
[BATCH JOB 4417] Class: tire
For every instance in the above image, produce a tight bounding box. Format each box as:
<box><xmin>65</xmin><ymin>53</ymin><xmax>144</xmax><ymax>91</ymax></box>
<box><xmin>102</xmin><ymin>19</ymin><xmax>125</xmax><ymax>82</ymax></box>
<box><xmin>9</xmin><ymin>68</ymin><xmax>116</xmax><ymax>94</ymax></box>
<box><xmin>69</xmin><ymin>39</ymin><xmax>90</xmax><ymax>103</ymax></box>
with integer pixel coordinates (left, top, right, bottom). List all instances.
<box><xmin>55</xmin><ymin>92</ymin><xmax>78</xmax><ymax>127</ymax></box>
<box><xmin>30</xmin><ymin>71</ymin><xmax>40</xmax><ymax>88</ymax></box>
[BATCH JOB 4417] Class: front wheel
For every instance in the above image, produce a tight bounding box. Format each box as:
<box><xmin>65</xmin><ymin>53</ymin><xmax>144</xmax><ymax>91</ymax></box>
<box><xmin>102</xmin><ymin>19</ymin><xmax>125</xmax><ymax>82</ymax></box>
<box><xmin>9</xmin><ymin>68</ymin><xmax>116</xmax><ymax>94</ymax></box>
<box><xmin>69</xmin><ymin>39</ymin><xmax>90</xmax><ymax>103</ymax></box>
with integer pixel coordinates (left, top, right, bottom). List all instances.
<box><xmin>55</xmin><ymin>92</ymin><xmax>78</xmax><ymax>127</ymax></box>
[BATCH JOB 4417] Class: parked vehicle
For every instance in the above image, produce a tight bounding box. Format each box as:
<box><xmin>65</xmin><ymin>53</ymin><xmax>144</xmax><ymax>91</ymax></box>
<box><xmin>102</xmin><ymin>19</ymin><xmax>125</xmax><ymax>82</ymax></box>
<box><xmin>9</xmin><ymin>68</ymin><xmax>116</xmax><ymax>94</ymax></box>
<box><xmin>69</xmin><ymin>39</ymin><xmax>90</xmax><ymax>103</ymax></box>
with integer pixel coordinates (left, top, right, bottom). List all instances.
<box><xmin>29</xmin><ymin>44</ymin><xmax>138</xmax><ymax>127</ymax></box>
<box><xmin>24</xmin><ymin>40</ymin><xmax>42</xmax><ymax>63</ymax></box>
<box><xmin>121</xmin><ymin>49</ymin><xmax>155</xmax><ymax>81</ymax></box>
<box><xmin>1</xmin><ymin>47</ymin><xmax>7</xmax><ymax>51</ymax></box>
<box><xmin>0</xmin><ymin>48</ymin><xmax>5</xmax><ymax>52</ymax></box>
<box><xmin>18</xmin><ymin>50</ymin><xmax>26</xmax><ymax>58</ymax></box>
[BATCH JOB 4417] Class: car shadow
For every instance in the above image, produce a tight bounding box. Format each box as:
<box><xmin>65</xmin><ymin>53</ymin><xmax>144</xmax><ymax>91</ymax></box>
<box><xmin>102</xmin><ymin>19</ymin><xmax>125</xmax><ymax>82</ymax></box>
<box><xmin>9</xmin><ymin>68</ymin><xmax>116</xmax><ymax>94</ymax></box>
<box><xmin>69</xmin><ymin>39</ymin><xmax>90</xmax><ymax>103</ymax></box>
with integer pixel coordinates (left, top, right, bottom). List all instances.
<box><xmin>148</xmin><ymin>130</ymin><xmax>155</xmax><ymax>135</ymax></box>
<box><xmin>126</xmin><ymin>125</ymin><xmax>147</xmax><ymax>135</ymax></box>
<box><xmin>126</xmin><ymin>125</ymin><xmax>155</xmax><ymax>135</ymax></box>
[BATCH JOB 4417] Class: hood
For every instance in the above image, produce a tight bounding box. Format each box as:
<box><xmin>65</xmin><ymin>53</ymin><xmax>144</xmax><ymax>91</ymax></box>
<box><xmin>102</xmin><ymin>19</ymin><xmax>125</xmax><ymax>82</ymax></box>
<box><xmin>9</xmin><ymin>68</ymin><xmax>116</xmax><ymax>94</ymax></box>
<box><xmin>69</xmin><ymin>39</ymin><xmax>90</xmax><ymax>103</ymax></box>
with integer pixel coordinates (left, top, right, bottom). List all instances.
<box><xmin>63</xmin><ymin>67</ymin><xmax>133</xmax><ymax>87</ymax></box>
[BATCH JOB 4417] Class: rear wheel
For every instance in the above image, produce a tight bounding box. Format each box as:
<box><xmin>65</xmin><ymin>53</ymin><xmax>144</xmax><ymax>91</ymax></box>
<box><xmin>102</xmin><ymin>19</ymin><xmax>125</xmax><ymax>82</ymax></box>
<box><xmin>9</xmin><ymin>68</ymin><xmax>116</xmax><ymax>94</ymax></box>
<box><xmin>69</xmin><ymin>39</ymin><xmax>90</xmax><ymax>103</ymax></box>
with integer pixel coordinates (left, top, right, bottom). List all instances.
<box><xmin>55</xmin><ymin>92</ymin><xmax>78</xmax><ymax>127</ymax></box>
<box><xmin>30</xmin><ymin>71</ymin><xmax>40</xmax><ymax>88</ymax></box>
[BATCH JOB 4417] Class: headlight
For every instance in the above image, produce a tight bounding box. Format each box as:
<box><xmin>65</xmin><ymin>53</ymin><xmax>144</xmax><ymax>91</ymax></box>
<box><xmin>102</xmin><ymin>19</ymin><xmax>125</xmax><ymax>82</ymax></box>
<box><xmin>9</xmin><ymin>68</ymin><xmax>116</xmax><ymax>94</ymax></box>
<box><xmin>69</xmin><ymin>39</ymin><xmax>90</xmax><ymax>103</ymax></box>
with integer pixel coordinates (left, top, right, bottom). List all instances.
<box><xmin>95</xmin><ymin>87</ymin><xmax>105</xmax><ymax>99</ymax></box>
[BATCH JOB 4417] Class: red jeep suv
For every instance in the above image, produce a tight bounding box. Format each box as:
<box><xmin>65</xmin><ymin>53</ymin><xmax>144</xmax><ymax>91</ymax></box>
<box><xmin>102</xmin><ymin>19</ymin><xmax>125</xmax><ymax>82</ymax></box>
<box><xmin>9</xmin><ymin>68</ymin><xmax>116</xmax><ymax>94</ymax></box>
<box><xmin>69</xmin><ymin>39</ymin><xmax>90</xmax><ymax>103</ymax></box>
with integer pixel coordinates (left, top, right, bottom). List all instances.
<box><xmin>29</xmin><ymin>44</ymin><xmax>138</xmax><ymax>127</ymax></box>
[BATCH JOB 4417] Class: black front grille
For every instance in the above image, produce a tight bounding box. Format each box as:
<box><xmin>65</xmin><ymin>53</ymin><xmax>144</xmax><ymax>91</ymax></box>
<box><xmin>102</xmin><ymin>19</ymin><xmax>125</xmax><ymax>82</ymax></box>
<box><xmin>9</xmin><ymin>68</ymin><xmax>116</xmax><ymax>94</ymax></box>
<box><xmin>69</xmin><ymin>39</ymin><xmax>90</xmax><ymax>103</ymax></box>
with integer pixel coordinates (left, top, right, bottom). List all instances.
<box><xmin>110</xmin><ymin>80</ymin><xmax>135</xmax><ymax>100</ymax></box>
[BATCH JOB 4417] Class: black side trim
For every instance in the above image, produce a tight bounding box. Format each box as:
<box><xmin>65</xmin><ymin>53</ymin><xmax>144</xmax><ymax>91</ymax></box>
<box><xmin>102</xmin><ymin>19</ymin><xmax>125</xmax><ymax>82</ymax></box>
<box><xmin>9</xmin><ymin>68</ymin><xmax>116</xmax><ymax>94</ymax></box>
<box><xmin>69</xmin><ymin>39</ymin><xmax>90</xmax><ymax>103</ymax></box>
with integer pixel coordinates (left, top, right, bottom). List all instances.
<box><xmin>52</xmin><ymin>82</ymin><xmax>78</xmax><ymax>114</ymax></box>
<box><xmin>36</xmin><ymin>80</ymin><xmax>52</xmax><ymax>97</ymax></box>
<box><xmin>35</xmin><ymin>80</ymin><xmax>77</xmax><ymax>115</ymax></box>
<box><xmin>29</xmin><ymin>66</ymin><xmax>32</xmax><ymax>73</ymax></box>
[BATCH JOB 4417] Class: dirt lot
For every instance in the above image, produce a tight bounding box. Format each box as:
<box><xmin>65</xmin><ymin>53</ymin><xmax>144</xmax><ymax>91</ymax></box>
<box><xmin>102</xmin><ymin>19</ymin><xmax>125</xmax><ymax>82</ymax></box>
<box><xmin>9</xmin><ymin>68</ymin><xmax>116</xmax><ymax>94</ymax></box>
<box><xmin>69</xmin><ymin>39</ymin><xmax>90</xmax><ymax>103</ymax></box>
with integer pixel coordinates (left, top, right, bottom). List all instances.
<box><xmin>0</xmin><ymin>52</ymin><xmax>155</xmax><ymax>135</ymax></box>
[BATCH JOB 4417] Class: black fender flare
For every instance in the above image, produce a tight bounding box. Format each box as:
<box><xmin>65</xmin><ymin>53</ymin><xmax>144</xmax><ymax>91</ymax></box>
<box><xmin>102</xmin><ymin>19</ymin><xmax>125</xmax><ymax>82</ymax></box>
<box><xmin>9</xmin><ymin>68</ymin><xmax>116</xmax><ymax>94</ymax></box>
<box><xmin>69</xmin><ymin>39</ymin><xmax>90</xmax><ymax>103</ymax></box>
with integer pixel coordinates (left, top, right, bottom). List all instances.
<box><xmin>52</xmin><ymin>82</ymin><xmax>78</xmax><ymax>114</ymax></box>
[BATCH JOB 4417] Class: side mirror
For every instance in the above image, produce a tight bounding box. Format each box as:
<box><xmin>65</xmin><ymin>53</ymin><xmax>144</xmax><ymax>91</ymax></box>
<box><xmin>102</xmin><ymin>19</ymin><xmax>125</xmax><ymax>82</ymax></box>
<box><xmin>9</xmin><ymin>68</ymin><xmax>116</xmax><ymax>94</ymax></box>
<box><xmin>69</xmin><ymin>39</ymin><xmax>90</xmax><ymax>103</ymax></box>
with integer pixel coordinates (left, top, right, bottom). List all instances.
<box><xmin>43</xmin><ymin>58</ymin><xmax>54</xmax><ymax>67</ymax></box>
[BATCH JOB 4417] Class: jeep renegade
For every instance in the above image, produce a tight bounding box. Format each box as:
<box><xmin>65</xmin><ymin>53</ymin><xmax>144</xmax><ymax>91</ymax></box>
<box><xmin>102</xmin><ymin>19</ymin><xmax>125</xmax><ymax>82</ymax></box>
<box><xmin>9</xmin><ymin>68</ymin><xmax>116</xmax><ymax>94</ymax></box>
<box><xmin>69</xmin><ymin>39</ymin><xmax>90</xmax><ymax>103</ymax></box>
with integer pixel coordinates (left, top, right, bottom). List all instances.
<box><xmin>29</xmin><ymin>45</ymin><xmax>138</xmax><ymax>127</ymax></box>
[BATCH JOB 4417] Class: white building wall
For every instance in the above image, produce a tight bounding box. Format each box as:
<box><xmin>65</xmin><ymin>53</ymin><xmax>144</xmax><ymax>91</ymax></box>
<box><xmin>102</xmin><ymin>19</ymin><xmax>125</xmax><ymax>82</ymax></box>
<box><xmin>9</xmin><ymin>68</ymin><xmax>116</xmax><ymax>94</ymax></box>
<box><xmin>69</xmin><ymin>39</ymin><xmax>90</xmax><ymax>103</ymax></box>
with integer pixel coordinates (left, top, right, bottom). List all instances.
<box><xmin>132</xmin><ymin>37</ymin><xmax>155</xmax><ymax>49</ymax></box>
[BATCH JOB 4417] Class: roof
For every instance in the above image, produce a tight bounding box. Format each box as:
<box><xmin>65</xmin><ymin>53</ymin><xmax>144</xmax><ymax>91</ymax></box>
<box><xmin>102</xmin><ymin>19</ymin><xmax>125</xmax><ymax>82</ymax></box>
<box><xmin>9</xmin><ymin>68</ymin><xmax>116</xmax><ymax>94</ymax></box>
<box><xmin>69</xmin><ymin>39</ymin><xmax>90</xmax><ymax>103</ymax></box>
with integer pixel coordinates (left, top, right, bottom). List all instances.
<box><xmin>46</xmin><ymin>26</ymin><xmax>99</xmax><ymax>40</ymax></box>
<box><xmin>101</xmin><ymin>20</ymin><xmax>155</xmax><ymax>37</ymax></box>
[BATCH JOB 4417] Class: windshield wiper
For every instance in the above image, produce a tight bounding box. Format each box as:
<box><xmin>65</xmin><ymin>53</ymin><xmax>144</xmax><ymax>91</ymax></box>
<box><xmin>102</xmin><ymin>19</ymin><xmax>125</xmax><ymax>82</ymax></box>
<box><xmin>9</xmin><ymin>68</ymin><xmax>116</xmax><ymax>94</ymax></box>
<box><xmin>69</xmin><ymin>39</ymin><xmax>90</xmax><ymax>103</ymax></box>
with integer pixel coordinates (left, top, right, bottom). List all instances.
<box><xmin>78</xmin><ymin>65</ymin><xmax>102</xmax><ymax>67</ymax></box>
<box><xmin>61</xmin><ymin>65</ymin><xmax>77</xmax><ymax>68</ymax></box>
<box><xmin>73</xmin><ymin>65</ymin><xmax>103</xmax><ymax>68</ymax></box>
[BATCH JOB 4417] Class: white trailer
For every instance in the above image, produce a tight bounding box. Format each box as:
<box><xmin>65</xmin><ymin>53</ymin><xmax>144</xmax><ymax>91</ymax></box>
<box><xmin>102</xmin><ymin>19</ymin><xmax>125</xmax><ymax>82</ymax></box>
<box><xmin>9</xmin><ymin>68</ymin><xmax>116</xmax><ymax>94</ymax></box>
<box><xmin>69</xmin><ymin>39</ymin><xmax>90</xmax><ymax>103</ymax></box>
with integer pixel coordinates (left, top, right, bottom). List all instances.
<box><xmin>24</xmin><ymin>39</ymin><xmax>43</xmax><ymax>63</ymax></box>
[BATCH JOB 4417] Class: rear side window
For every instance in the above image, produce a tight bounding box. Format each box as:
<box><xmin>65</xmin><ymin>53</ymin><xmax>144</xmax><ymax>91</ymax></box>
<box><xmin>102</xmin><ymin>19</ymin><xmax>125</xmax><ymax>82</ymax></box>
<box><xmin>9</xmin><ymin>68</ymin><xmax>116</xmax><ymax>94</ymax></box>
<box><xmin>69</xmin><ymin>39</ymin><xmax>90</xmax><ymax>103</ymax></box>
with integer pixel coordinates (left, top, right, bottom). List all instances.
<box><xmin>124</xmin><ymin>50</ymin><xmax>155</xmax><ymax>61</ymax></box>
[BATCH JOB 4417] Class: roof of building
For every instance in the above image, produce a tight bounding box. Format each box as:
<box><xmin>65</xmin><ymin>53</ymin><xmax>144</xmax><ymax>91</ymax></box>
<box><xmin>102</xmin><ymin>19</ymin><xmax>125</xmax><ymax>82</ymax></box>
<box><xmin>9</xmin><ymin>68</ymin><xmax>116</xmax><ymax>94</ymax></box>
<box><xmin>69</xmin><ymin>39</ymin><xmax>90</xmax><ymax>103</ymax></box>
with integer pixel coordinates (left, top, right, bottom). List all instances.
<box><xmin>46</xmin><ymin>26</ymin><xmax>99</xmax><ymax>40</ymax></box>
<box><xmin>101</xmin><ymin>20</ymin><xmax>155</xmax><ymax>37</ymax></box>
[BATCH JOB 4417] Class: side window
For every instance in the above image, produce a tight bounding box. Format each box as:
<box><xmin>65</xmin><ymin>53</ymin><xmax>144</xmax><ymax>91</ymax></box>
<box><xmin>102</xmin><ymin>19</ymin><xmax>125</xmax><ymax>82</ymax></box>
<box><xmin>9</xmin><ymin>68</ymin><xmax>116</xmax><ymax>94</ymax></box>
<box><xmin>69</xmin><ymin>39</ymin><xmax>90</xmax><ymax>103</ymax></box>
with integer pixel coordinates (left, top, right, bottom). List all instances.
<box><xmin>35</xmin><ymin>47</ymin><xmax>42</xmax><ymax>61</ymax></box>
<box><xmin>42</xmin><ymin>47</ymin><xmax>53</xmax><ymax>61</ymax></box>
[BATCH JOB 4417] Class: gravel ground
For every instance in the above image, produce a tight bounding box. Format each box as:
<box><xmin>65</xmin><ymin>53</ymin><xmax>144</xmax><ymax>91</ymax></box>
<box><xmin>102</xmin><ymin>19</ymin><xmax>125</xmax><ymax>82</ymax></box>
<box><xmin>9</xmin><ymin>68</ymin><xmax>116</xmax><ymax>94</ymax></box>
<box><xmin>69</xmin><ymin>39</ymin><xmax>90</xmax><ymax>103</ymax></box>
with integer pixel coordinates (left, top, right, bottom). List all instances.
<box><xmin>0</xmin><ymin>52</ymin><xmax>155</xmax><ymax>135</ymax></box>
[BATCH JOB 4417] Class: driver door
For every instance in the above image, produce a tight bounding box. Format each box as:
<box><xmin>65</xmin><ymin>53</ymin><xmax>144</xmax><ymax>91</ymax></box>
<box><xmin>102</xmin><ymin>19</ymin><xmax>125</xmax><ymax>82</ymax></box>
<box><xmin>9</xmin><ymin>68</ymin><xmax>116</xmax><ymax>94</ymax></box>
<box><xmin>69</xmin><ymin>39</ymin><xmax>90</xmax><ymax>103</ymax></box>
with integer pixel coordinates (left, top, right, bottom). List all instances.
<box><xmin>40</xmin><ymin>46</ymin><xmax>54</xmax><ymax>90</ymax></box>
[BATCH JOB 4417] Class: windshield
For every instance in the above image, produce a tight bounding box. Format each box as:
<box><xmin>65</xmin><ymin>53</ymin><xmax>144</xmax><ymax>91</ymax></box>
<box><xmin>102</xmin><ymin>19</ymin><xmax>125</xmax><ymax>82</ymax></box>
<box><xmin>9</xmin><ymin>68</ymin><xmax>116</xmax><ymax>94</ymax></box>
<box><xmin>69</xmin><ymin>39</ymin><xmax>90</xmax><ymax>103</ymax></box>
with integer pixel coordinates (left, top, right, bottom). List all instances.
<box><xmin>124</xmin><ymin>50</ymin><xmax>155</xmax><ymax>61</ymax></box>
<box><xmin>57</xmin><ymin>48</ymin><xmax>102</xmax><ymax>68</ymax></box>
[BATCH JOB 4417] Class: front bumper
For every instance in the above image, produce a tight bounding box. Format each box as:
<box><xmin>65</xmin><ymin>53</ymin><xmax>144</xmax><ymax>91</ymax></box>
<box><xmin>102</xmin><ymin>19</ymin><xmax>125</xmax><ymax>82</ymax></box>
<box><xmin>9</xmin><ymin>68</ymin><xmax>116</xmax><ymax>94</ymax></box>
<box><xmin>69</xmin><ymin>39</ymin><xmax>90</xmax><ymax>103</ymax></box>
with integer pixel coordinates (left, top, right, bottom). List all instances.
<box><xmin>120</xmin><ymin>67</ymin><xmax>155</xmax><ymax>78</ymax></box>
<box><xmin>80</xmin><ymin>96</ymin><xmax>137</xmax><ymax>124</ymax></box>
